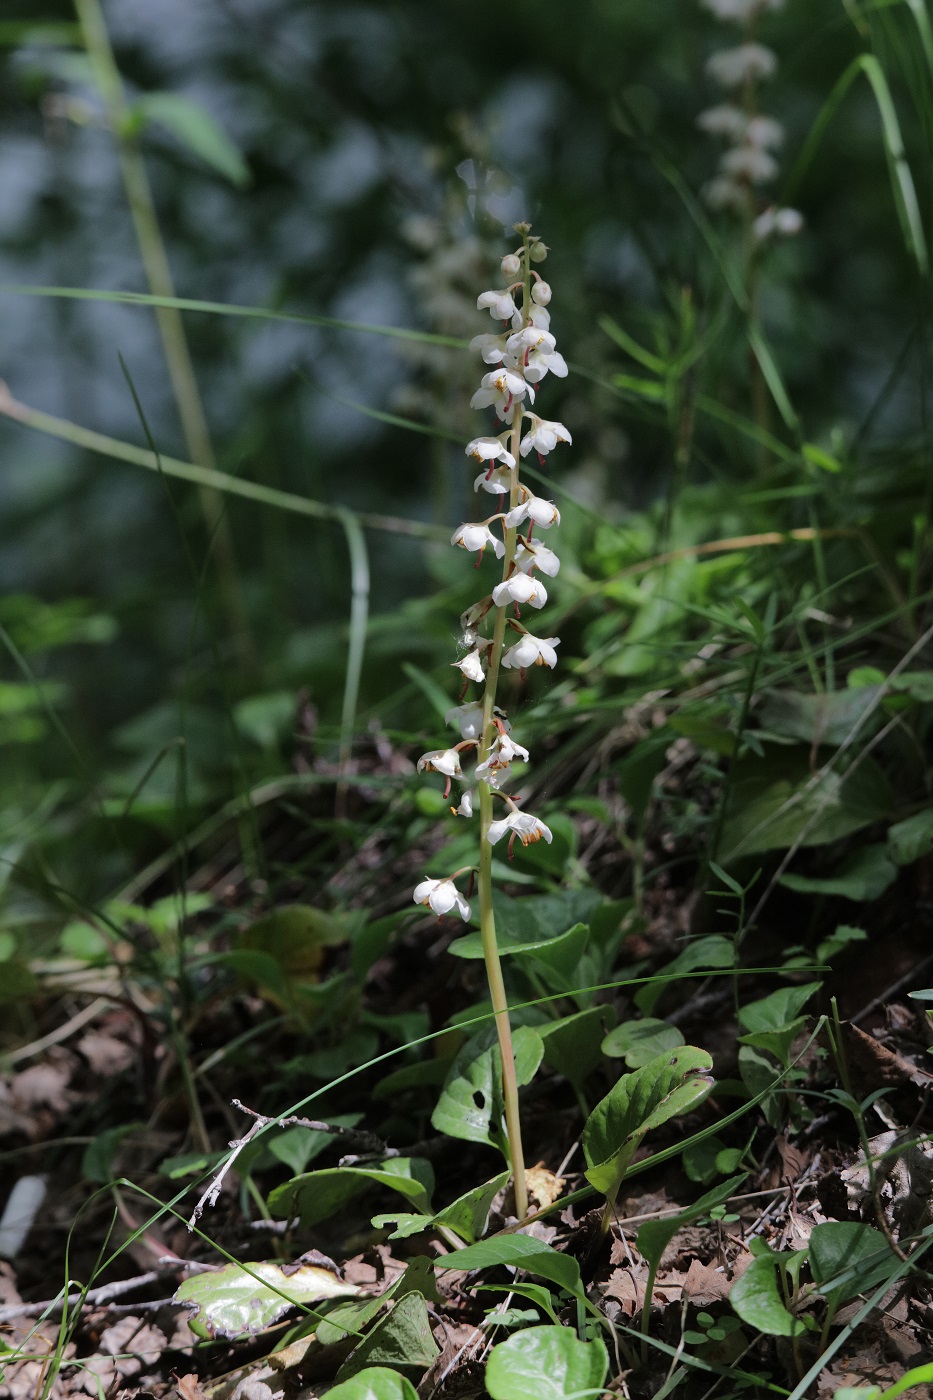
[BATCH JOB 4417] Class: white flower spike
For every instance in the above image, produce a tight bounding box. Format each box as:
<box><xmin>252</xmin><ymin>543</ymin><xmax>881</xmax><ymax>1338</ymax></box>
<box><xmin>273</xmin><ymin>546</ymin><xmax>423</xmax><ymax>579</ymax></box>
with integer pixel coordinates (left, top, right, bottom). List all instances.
<box><xmin>413</xmin><ymin>877</ymin><xmax>471</xmax><ymax>921</ymax></box>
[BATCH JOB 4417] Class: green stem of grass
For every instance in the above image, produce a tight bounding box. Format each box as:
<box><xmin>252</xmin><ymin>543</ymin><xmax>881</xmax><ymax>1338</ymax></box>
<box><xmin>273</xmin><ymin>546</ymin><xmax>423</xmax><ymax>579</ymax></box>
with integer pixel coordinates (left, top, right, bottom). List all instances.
<box><xmin>73</xmin><ymin>0</ymin><xmax>254</xmax><ymax>673</ymax></box>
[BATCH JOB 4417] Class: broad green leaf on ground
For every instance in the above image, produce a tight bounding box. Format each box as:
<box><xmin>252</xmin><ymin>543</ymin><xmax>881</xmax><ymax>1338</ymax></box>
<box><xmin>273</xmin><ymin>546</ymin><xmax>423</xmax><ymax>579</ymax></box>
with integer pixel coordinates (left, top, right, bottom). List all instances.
<box><xmin>601</xmin><ymin>1017</ymin><xmax>684</xmax><ymax>1067</ymax></box>
<box><xmin>431</xmin><ymin>1025</ymin><xmax>544</xmax><ymax>1151</ymax></box>
<box><xmin>738</xmin><ymin>984</ymin><xmax>821</xmax><ymax>1035</ymax></box>
<box><xmin>634</xmin><ymin>936</ymin><xmax>734</xmax><ymax>1014</ymax></box>
<box><xmin>539</xmin><ymin>1006</ymin><xmax>617</xmax><ymax>1090</ymax></box>
<box><xmin>636</xmin><ymin>1175</ymin><xmax>747</xmax><ymax>1272</ymax></box>
<box><xmin>434</xmin><ymin>1233</ymin><xmax>581</xmax><ymax>1295</ymax></box>
<box><xmin>582</xmin><ymin>1046</ymin><xmax>714</xmax><ymax>1200</ymax></box>
<box><xmin>485</xmin><ymin>1325</ymin><xmax>608</xmax><ymax>1400</ymax></box>
<box><xmin>757</xmin><ymin>686</ymin><xmax>884</xmax><ymax>747</ymax></box>
<box><xmin>779</xmin><ymin>845</ymin><xmax>897</xmax><ymax>901</ymax></box>
<box><xmin>175</xmin><ymin>1261</ymin><xmax>358</xmax><ymax>1340</ymax></box>
<box><xmin>719</xmin><ymin>751</ymin><xmax>892</xmax><ymax>859</ymax></box>
<box><xmin>334</xmin><ymin>1293</ymin><xmax>439</xmax><ymax>1382</ymax></box>
<box><xmin>888</xmin><ymin>807</ymin><xmax>933</xmax><ymax>865</ymax></box>
<box><xmin>808</xmin><ymin>1222</ymin><xmax>897</xmax><ymax>1303</ymax></box>
<box><xmin>268</xmin><ymin>1158</ymin><xmax>434</xmax><ymax>1227</ymax></box>
<box><xmin>131</xmin><ymin>92</ymin><xmax>250</xmax><ymax>186</ymax></box>
<box><xmin>373</xmin><ymin>1170</ymin><xmax>510</xmax><ymax>1244</ymax></box>
<box><xmin>323</xmin><ymin>1369</ymin><xmax>418</xmax><ymax>1400</ymax></box>
<box><xmin>729</xmin><ymin>1256</ymin><xmax>808</xmax><ymax>1337</ymax></box>
<box><xmin>447</xmin><ymin>922</ymin><xmax>589</xmax><ymax>981</ymax></box>
<box><xmin>315</xmin><ymin>1258</ymin><xmax>438</xmax><ymax>1347</ymax></box>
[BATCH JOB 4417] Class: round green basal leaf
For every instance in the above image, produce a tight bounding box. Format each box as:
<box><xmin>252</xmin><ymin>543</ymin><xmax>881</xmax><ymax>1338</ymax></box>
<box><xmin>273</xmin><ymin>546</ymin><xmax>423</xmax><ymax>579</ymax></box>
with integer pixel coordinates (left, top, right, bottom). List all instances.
<box><xmin>729</xmin><ymin>1256</ymin><xmax>808</xmax><ymax>1338</ymax></box>
<box><xmin>600</xmin><ymin>1017</ymin><xmax>684</xmax><ymax>1067</ymax></box>
<box><xmin>174</xmin><ymin>1260</ymin><xmax>360</xmax><ymax>1339</ymax></box>
<box><xmin>316</xmin><ymin>1367</ymin><xmax>418</xmax><ymax>1400</ymax></box>
<box><xmin>485</xmin><ymin>1325</ymin><xmax>608</xmax><ymax>1400</ymax></box>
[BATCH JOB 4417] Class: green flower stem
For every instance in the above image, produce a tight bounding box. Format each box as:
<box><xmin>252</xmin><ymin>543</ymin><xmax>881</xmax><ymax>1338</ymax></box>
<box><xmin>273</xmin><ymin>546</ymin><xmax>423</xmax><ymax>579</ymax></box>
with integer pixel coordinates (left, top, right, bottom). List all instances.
<box><xmin>473</xmin><ymin>234</ymin><xmax>534</xmax><ymax>1222</ymax></box>
<box><xmin>73</xmin><ymin>0</ymin><xmax>254</xmax><ymax>672</ymax></box>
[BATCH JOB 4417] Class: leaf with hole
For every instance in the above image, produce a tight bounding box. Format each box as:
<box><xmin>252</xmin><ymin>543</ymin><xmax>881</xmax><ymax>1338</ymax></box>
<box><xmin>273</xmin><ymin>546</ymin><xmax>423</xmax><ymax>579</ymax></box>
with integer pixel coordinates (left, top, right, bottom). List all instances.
<box><xmin>485</xmin><ymin>1325</ymin><xmax>608</xmax><ymax>1400</ymax></box>
<box><xmin>582</xmin><ymin>1046</ymin><xmax>714</xmax><ymax>1201</ymax></box>
<box><xmin>175</xmin><ymin>1260</ymin><xmax>358</xmax><ymax>1340</ymax></box>
<box><xmin>431</xmin><ymin>1024</ymin><xmax>543</xmax><ymax>1152</ymax></box>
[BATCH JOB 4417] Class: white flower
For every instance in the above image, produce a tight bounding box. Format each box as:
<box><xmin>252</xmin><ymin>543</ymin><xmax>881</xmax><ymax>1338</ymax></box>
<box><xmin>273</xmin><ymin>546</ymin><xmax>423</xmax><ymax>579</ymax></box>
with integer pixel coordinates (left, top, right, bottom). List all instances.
<box><xmin>706</xmin><ymin>43</ymin><xmax>777</xmax><ymax>87</ymax></box>
<box><xmin>515</xmin><ymin>541</ymin><xmax>560</xmax><ymax>577</ymax></box>
<box><xmin>476</xmin><ymin>735</ymin><xmax>531</xmax><ymax>786</ymax></box>
<box><xmin>474</xmin><ymin>467</ymin><xmax>513</xmax><ymax>496</ymax></box>
<box><xmin>502</xmin><ymin>633</ymin><xmax>560</xmax><ymax>670</ymax></box>
<box><xmin>469</xmin><ymin>332</ymin><xmax>509</xmax><ymax>364</ymax></box>
<box><xmin>413</xmin><ymin>877</ymin><xmax>471</xmax><ymax>921</ymax></box>
<box><xmin>531</xmin><ymin>279</ymin><xmax>551</xmax><ymax>305</ymax></box>
<box><xmin>417</xmin><ymin>747</ymin><xmax>463</xmax><ymax>779</ymax></box>
<box><xmin>501</xmin><ymin>252</ymin><xmax>521</xmax><ymax>278</ymax></box>
<box><xmin>487</xmin><ymin>811</ymin><xmax>553</xmax><ymax>848</ymax></box>
<box><xmin>445</xmin><ymin>703</ymin><xmax>510</xmax><ymax>740</ymax></box>
<box><xmin>746</xmin><ymin>115</ymin><xmax>784</xmax><ymax>149</ymax></box>
<box><xmin>452</xmin><ymin>522</ymin><xmax>506</xmax><ymax>558</ymax></box>
<box><xmin>470</xmin><ymin>367</ymin><xmax>534</xmax><ymax>419</ymax></box>
<box><xmin>701</xmin><ymin>0</ymin><xmax>783</xmax><ymax>17</ymax></box>
<box><xmin>702</xmin><ymin>175</ymin><xmax>747</xmax><ymax>211</ymax></box>
<box><xmin>697</xmin><ymin>104</ymin><xmax>747</xmax><ymax>139</ymax></box>
<box><xmin>511</xmin><ymin>304</ymin><xmax>551</xmax><ymax>332</ymax></box>
<box><xmin>451</xmin><ymin>790</ymin><xmax>474</xmax><ymax>818</ymax></box>
<box><xmin>720</xmin><ymin>146</ymin><xmax>779</xmax><ymax>184</ymax></box>
<box><xmin>506</xmin><ymin>327</ymin><xmax>568</xmax><ymax>385</ymax></box>
<box><xmin>474</xmin><ymin>756</ymin><xmax>507</xmax><ymax>788</ymax></box>
<box><xmin>477</xmin><ymin>288</ymin><xmax>517</xmax><ymax>321</ymax></box>
<box><xmin>520</xmin><ymin>415</ymin><xmax>572</xmax><ymax>458</ymax></box>
<box><xmin>754</xmin><ymin>206</ymin><xmax>804</xmax><ymax>240</ymax></box>
<box><xmin>452</xmin><ymin>648</ymin><xmax>486</xmax><ymax>683</ymax></box>
<box><xmin>465</xmin><ymin>435</ymin><xmax>516</xmax><ymax>468</ymax></box>
<box><xmin>492</xmin><ymin>574</ymin><xmax>548</xmax><ymax>610</ymax></box>
<box><xmin>504</xmin><ymin>495</ymin><xmax>561</xmax><ymax>529</ymax></box>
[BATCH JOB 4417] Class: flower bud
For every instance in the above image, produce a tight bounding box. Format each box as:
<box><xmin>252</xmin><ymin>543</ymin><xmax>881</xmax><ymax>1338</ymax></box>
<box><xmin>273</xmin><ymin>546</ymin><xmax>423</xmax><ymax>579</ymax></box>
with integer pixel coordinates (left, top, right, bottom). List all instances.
<box><xmin>531</xmin><ymin>280</ymin><xmax>552</xmax><ymax>306</ymax></box>
<box><xmin>501</xmin><ymin>252</ymin><xmax>521</xmax><ymax>278</ymax></box>
<box><xmin>529</xmin><ymin>240</ymin><xmax>548</xmax><ymax>263</ymax></box>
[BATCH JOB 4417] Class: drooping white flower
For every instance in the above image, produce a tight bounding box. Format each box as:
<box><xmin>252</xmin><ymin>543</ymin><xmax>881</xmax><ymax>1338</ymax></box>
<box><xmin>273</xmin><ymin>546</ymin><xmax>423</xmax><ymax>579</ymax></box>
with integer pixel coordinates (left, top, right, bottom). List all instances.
<box><xmin>520</xmin><ymin>415</ymin><xmax>572</xmax><ymax>458</ymax></box>
<box><xmin>476</xmin><ymin>734</ymin><xmax>531</xmax><ymax>786</ymax></box>
<box><xmin>504</xmin><ymin>495</ymin><xmax>561</xmax><ymax>529</ymax></box>
<box><xmin>451</xmin><ymin>790</ymin><xmax>474</xmax><ymax>818</ymax></box>
<box><xmin>445</xmin><ymin>702</ymin><xmax>485</xmax><ymax>740</ymax></box>
<box><xmin>502</xmin><ymin>633</ymin><xmax>560</xmax><ymax>670</ymax></box>
<box><xmin>474</xmin><ymin>467</ymin><xmax>514</xmax><ymax>496</ymax></box>
<box><xmin>754</xmin><ymin>206</ymin><xmax>804</xmax><ymax>240</ymax></box>
<box><xmin>696</xmin><ymin>104</ymin><xmax>748</xmax><ymax>139</ymax></box>
<box><xmin>487</xmin><ymin>811</ymin><xmax>553</xmax><ymax>848</ymax></box>
<box><xmin>721</xmin><ymin>146</ymin><xmax>779</xmax><ymax>184</ymax></box>
<box><xmin>507</xmin><ymin>326</ymin><xmax>568</xmax><ymax>384</ymax></box>
<box><xmin>531</xmin><ymin>279</ymin><xmax>551</xmax><ymax>305</ymax></box>
<box><xmin>746</xmin><ymin>115</ymin><xmax>784</xmax><ymax>150</ymax></box>
<box><xmin>469</xmin><ymin>332</ymin><xmax>509</xmax><ymax>364</ymax></box>
<box><xmin>417</xmin><ymin>747</ymin><xmax>463</xmax><ymax>779</ymax></box>
<box><xmin>706</xmin><ymin>43</ymin><xmax>777</xmax><ymax>87</ymax></box>
<box><xmin>477</xmin><ymin>288</ymin><xmax>517</xmax><ymax>322</ymax></box>
<box><xmin>702</xmin><ymin>175</ymin><xmax>747</xmax><ymax>211</ymax></box>
<box><xmin>515</xmin><ymin>541</ymin><xmax>560</xmax><ymax>577</ymax></box>
<box><xmin>701</xmin><ymin>0</ymin><xmax>784</xmax><ymax>18</ymax></box>
<box><xmin>474</xmin><ymin>755</ymin><xmax>507</xmax><ymax>788</ymax></box>
<box><xmin>452</xmin><ymin>648</ymin><xmax>486</xmax><ymax>683</ymax></box>
<box><xmin>465</xmin><ymin>435</ymin><xmax>516</xmax><ymax>468</ymax></box>
<box><xmin>452</xmin><ymin>521</ymin><xmax>506</xmax><ymax>558</ymax></box>
<box><xmin>492</xmin><ymin>573</ymin><xmax>548</xmax><ymax>610</ymax></box>
<box><xmin>511</xmin><ymin>304</ymin><xmax>551</xmax><ymax>332</ymax></box>
<box><xmin>470</xmin><ymin>367</ymin><xmax>534</xmax><ymax>419</ymax></box>
<box><xmin>413</xmin><ymin>876</ymin><xmax>471</xmax><ymax>921</ymax></box>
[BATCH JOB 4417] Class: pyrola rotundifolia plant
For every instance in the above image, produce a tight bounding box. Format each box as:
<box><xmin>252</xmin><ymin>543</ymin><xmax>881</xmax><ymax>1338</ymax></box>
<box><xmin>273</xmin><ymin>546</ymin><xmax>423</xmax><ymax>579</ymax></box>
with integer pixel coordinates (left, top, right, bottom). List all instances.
<box><xmin>412</xmin><ymin>222</ymin><xmax>569</xmax><ymax>1221</ymax></box>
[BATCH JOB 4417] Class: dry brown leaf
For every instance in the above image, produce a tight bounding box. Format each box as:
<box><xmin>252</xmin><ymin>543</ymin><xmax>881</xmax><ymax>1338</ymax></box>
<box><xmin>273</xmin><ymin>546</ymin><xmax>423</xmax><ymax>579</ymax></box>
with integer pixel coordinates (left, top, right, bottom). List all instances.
<box><xmin>682</xmin><ymin>1258</ymin><xmax>729</xmax><ymax>1305</ymax></box>
<box><xmin>10</xmin><ymin>1065</ymin><xmax>70</xmax><ymax>1114</ymax></box>
<box><xmin>525</xmin><ymin>1164</ymin><xmax>565</xmax><ymax>1211</ymax></box>
<box><xmin>75</xmin><ymin>1033</ymin><xmax>135</xmax><ymax>1076</ymax></box>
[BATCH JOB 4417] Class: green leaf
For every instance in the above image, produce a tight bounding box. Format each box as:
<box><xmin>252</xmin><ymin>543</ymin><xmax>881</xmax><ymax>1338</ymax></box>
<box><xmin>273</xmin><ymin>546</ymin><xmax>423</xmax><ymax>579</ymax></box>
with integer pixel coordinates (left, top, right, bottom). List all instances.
<box><xmin>267</xmin><ymin>1118</ymin><xmax>362</xmax><ymax>1175</ymax></box>
<box><xmin>374</xmin><ymin>1171</ymin><xmax>510</xmax><ymax>1244</ymax></box>
<box><xmin>435</xmin><ymin>1234</ymin><xmax>581</xmax><ymax>1296</ymax></box>
<box><xmin>808</xmin><ymin>1222</ymin><xmax>897</xmax><ymax>1303</ymax></box>
<box><xmin>315</xmin><ymin>1258</ymin><xmax>439</xmax><ymax>1347</ymax></box>
<box><xmin>636</xmin><ymin>1175</ymin><xmax>747</xmax><ymax>1272</ymax></box>
<box><xmin>738</xmin><ymin>984</ymin><xmax>821</xmax><ymax>1036</ymax></box>
<box><xmin>888</xmin><ymin>808</ymin><xmax>933</xmax><ymax>866</ymax></box>
<box><xmin>539</xmin><ymin>1006</ymin><xmax>617</xmax><ymax>1090</ymax></box>
<box><xmin>174</xmin><ymin>1260</ymin><xmax>358</xmax><ymax>1340</ymax></box>
<box><xmin>757</xmin><ymin>687</ymin><xmax>883</xmax><ymax>748</ymax></box>
<box><xmin>81</xmin><ymin>1124</ymin><xmax>146</xmax><ymax>1184</ymax></box>
<box><xmin>582</xmin><ymin>1046</ymin><xmax>714</xmax><ymax>1200</ymax></box>
<box><xmin>447</xmin><ymin>922</ymin><xmax>589</xmax><ymax>981</ymax></box>
<box><xmin>485</xmin><ymin>1325</ymin><xmax>608</xmax><ymax>1400</ymax></box>
<box><xmin>634</xmin><ymin>935</ymin><xmax>734</xmax><ymax>1015</ymax></box>
<box><xmin>431</xmin><ymin>1025</ymin><xmax>543</xmax><ymax>1152</ymax></box>
<box><xmin>601</xmin><ymin>1017</ymin><xmax>685</xmax><ymax>1067</ymax></box>
<box><xmin>729</xmin><ymin>1256</ymin><xmax>807</xmax><ymax>1337</ymax></box>
<box><xmin>779</xmin><ymin>845</ymin><xmax>897</xmax><ymax>902</ymax></box>
<box><xmin>268</xmin><ymin>1158</ymin><xmax>434</xmax><ymax>1227</ymax></box>
<box><xmin>132</xmin><ymin>92</ymin><xmax>249</xmax><ymax>186</ymax></box>
<box><xmin>324</xmin><ymin>1369</ymin><xmax>419</xmax><ymax>1400</ymax></box>
<box><xmin>334</xmin><ymin>1292</ymin><xmax>439</xmax><ymax>1382</ymax></box>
